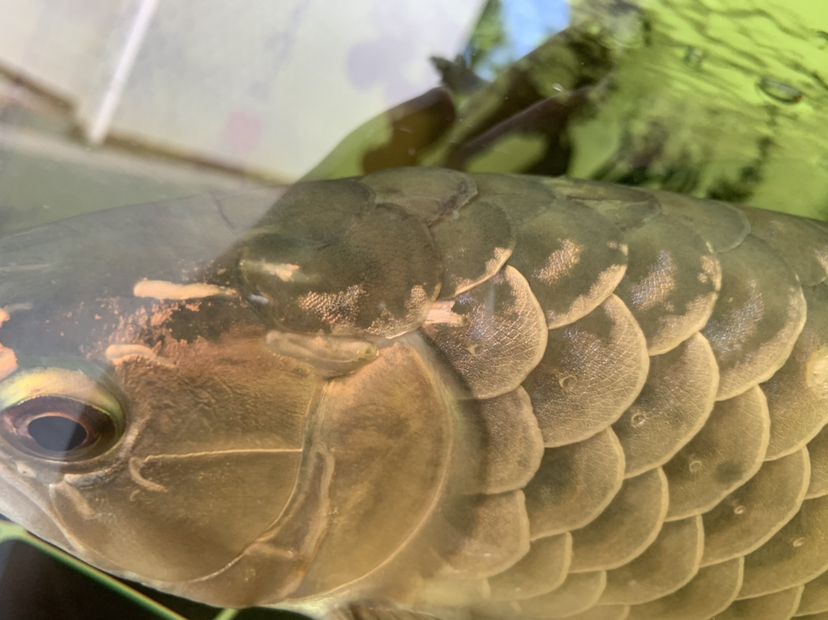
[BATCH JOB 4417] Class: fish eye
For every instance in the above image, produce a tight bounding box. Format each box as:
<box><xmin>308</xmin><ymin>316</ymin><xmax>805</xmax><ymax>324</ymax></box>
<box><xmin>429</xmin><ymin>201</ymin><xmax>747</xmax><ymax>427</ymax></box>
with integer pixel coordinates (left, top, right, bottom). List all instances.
<box><xmin>0</xmin><ymin>368</ymin><xmax>124</xmax><ymax>462</ymax></box>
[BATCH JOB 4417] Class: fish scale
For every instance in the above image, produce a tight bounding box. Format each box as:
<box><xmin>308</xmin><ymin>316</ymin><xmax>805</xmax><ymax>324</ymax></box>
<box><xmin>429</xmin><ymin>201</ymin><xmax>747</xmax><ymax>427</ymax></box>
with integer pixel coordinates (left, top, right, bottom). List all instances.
<box><xmin>1</xmin><ymin>168</ymin><xmax>828</xmax><ymax>620</ymax></box>
<box><xmin>352</xmin><ymin>168</ymin><xmax>825</xmax><ymax>619</ymax></box>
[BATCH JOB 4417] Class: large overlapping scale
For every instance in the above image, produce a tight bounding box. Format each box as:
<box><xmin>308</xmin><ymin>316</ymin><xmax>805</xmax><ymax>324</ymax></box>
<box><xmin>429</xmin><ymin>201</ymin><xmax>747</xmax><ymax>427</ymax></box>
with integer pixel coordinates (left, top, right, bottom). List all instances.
<box><xmin>523</xmin><ymin>294</ymin><xmax>649</xmax><ymax>447</ymax></box>
<box><xmin>304</xmin><ymin>169</ymin><xmax>828</xmax><ymax>619</ymax></box>
<box><xmin>238</xmin><ymin>179</ymin><xmax>442</xmax><ymax>337</ymax></box>
<box><xmin>421</xmin><ymin>265</ymin><xmax>547</xmax><ymax>399</ymax></box>
<box><xmin>702</xmin><ymin>235</ymin><xmax>806</xmax><ymax>400</ymax></box>
<box><xmin>360</xmin><ymin>167</ymin><xmax>478</xmax><ymax>224</ymax></box>
<box><xmin>568</xmin><ymin>468</ymin><xmax>668</xmax><ymax>572</ymax></box>
<box><xmin>600</xmin><ymin>516</ymin><xmax>704</xmax><ymax>605</ymax></box>
<box><xmin>467</xmin><ymin>387</ymin><xmax>544</xmax><ymax>494</ymax></box>
<box><xmin>487</xmin><ymin>533</ymin><xmax>572</xmax><ymax>601</ymax></box>
<box><xmin>438</xmin><ymin>490</ymin><xmax>531</xmax><ymax>578</ymax></box>
<box><xmin>518</xmin><ymin>571</ymin><xmax>608</xmax><ymax>618</ymax></box>
<box><xmin>523</xmin><ymin>428</ymin><xmax>625</xmax><ymax>537</ymax></box>
<box><xmin>612</xmin><ymin>333</ymin><xmax>718</xmax><ymax>477</ymax></box>
<box><xmin>647</xmin><ymin>190</ymin><xmax>749</xmax><ymax>254</ymax></box>
<box><xmin>700</xmin><ymin>449</ymin><xmax>810</xmax><ymax>566</ymax></box>
<box><xmin>625</xmin><ymin>558</ymin><xmax>744</xmax><ymax>620</ymax></box>
<box><xmin>495</xmin><ymin>180</ymin><xmax>629</xmax><ymax>329</ymax></box>
<box><xmin>613</xmin><ymin>214</ymin><xmax>721</xmax><ymax>355</ymax></box>
<box><xmin>662</xmin><ymin>385</ymin><xmax>770</xmax><ymax>521</ymax></box>
<box><xmin>807</xmin><ymin>428</ymin><xmax>828</xmax><ymax>499</ymax></box>
<box><xmin>762</xmin><ymin>283</ymin><xmax>828</xmax><ymax>459</ymax></box>
<box><xmin>541</xmin><ymin>177</ymin><xmax>662</xmax><ymax>232</ymax></box>
<box><xmin>428</xmin><ymin>199</ymin><xmax>515</xmax><ymax>298</ymax></box>
<box><xmin>795</xmin><ymin>571</ymin><xmax>828</xmax><ymax>616</ymax></box>
<box><xmin>739</xmin><ymin>495</ymin><xmax>828</xmax><ymax>598</ymax></box>
<box><xmin>741</xmin><ymin>208</ymin><xmax>828</xmax><ymax>287</ymax></box>
<box><xmin>714</xmin><ymin>586</ymin><xmax>803</xmax><ymax>620</ymax></box>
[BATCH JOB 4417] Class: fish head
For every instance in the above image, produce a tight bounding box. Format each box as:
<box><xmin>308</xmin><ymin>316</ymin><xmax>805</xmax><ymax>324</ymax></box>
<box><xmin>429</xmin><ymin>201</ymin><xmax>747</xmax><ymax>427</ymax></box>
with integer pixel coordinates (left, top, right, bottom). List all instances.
<box><xmin>0</xmin><ymin>195</ymin><xmax>336</xmax><ymax>604</ymax></box>
<box><xmin>0</xmin><ymin>306</ymin><xmax>324</xmax><ymax>591</ymax></box>
<box><xmin>0</xmin><ymin>186</ymin><xmax>458</xmax><ymax>608</ymax></box>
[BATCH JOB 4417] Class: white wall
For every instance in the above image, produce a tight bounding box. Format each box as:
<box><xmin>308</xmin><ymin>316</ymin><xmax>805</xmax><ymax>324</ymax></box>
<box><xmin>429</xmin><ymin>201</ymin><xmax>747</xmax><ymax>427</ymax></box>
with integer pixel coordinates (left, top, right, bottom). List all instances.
<box><xmin>0</xmin><ymin>0</ymin><xmax>483</xmax><ymax>180</ymax></box>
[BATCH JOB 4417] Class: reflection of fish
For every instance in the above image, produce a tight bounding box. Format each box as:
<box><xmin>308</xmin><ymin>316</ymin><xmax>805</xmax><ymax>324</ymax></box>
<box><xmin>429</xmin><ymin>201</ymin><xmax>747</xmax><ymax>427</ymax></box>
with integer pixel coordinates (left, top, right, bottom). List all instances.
<box><xmin>1</xmin><ymin>168</ymin><xmax>828</xmax><ymax>619</ymax></box>
<box><xmin>316</xmin><ymin>1</ymin><xmax>828</xmax><ymax>220</ymax></box>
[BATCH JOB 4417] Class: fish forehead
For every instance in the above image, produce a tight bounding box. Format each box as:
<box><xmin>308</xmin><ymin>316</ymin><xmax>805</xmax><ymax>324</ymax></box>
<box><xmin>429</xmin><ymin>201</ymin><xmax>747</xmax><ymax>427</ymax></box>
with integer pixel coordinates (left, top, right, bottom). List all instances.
<box><xmin>0</xmin><ymin>192</ymin><xmax>269</xmax><ymax>310</ymax></box>
<box><xmin>0</xmin><ymin>189</ymin><xmax>285</xmax><ymax>362</ymax></box>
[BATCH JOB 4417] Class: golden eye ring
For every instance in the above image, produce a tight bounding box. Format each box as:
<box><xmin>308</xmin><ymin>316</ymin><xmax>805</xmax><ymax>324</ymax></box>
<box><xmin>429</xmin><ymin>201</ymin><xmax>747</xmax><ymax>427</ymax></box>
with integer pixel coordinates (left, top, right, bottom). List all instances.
<box><xmin>0</xmin><ymin>368</ymin><xmax>124</xmax><ymax>462</ymax></box>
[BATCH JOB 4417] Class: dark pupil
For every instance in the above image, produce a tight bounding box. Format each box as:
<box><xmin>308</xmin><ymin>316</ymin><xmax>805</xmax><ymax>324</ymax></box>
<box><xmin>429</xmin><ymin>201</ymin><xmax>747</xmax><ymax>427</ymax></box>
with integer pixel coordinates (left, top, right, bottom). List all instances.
<box><xmin>27</xmin><ymin>415</ymin><xmax>88</xmax><ymax>452</ymax></box>
<box><xmin>1</xmin><ymin>396</ymin><xmax>116</xmax><ymax>460</ymax></box>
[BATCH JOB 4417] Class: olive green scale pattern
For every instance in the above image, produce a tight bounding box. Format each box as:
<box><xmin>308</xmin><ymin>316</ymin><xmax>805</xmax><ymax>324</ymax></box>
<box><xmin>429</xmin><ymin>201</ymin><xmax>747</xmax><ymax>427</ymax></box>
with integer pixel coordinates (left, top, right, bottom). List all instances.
<box><xmin>330</xmin><ymin>168</ymin><xmax>828</xmax><ymax>620</ymax></box>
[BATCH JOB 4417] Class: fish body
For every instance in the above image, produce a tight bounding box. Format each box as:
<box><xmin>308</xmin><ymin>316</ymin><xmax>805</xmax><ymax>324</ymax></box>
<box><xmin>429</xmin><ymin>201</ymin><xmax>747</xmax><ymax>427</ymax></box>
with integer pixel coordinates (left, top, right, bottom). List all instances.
<box><xmin>0</xmin><ymin>168</ymin><xmax>827</xmax><ymax>619</ymax></box>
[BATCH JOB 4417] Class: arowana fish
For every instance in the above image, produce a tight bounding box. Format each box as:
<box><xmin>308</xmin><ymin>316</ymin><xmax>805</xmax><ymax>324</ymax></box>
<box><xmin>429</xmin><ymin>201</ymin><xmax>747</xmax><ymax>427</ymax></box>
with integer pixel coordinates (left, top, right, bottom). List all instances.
<box><xmin>1</xmin><ymin>167</ymin><xmax>827</xmax><ymax>619</ymax></box>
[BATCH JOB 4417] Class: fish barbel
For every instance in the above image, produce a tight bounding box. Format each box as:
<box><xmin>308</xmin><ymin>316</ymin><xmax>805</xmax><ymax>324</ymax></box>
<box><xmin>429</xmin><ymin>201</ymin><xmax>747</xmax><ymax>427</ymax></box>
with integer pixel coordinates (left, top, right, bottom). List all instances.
<box><xmin>0</xmin><ymin>168</ymin><xmax>827</xmax><ymax>619</ymax></box>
